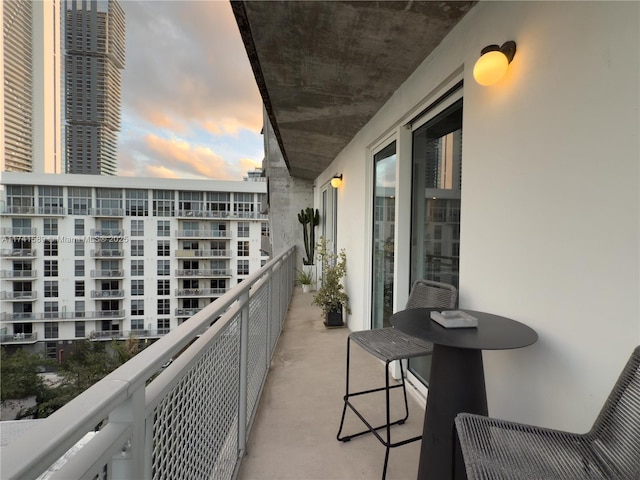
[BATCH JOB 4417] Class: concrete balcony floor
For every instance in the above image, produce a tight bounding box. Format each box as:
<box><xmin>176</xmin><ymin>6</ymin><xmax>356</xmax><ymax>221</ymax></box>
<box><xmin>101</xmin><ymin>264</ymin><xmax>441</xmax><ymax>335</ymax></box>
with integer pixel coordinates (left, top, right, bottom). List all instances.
<box><xmin>238</xmin><ymin>288</ymin><xmax>425</xmax><ymax>480</ymax></box>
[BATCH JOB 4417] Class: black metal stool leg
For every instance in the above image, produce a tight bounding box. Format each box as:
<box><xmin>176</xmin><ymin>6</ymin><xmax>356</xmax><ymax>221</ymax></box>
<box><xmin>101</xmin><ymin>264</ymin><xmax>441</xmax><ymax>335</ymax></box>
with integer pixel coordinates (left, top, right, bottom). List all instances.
<box><xmin>336</xmin><ymin>336</ymin><xmax>352</xmax><ymax>441</ymax></box>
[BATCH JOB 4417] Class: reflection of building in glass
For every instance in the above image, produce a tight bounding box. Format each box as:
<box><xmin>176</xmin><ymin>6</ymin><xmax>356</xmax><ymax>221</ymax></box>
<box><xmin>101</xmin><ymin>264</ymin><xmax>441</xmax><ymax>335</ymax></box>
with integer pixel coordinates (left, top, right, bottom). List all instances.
<box><xmin>0</xmin><ymin>173</ymin><xmax>269</xmax><ymax>360</ymax></box>
<box><xmin>64</xmin><ymin>0</ymin><xmax>125</xmax><ymax>175</ymax></box>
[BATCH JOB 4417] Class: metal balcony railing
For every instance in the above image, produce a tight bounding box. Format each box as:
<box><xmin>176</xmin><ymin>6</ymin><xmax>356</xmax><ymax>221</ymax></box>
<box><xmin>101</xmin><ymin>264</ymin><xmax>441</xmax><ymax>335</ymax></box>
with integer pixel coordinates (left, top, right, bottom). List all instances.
<box><xmin>91</xmin><ymin>249</ymin><xmax>124</xmax><ymax>258</ymax></box>
<box><xmin>1</xmin><ymin>227</ymin><xmax>37</xmax><ymax>236</ymax></box>
<box><xmin>0</xmin><ymin>291</ymin><xmax>37</xmax><ymax>300</ymax></box>
<box><xmin>91</xmin><ymin>270</ymin><xmax>125</xmax><ymax>278</ymax></box>
<box><xmin>175</xmin><ymin>288</ymin><xmax>227</xmax><ymax>297</ymax></box>
<box><xmin>175</xmin><ymin>229</ymin><xmax>230</xmax><ymax>238</ymax></box>
<box><xmin>0</xmin><ymin>270</ymin><xmax>37</xmax><ymax>279</ymax></box>
<box><xmin>0</xmin><ymin>246</ymin><xmax>295</xmax><ymax>480</ymax></box>
<box><xmin>91</xmin><ymin>290</ymin><xmax>125</xmax><ymax>299</ymax></box>
<box><xmin>175</xmin><ymin>249</ymin><xmax>231</xmax><ymax>258</ymax></box>
<box><xmin>0</xmin><ymin>332</ymin><xmax>38</xmax><ymax>344</ymax></box>
<box><xmin>0</xmin><ymin>249</ymin><xmax>37</xmax><ymax>258</ymax></box>
<box><xmin>175</xmin><ymin>268</ymin><xmax>232</xmax><ymax>277</ymax></box>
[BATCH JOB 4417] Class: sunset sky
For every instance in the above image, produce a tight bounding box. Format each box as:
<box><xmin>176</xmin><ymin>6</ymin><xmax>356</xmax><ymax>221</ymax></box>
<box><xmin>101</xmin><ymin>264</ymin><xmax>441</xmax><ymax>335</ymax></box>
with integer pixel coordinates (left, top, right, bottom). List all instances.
<box><xmin>117</xmin><ymin>1</ymin><xmax>263</xmax><ymax>181</ymax></box>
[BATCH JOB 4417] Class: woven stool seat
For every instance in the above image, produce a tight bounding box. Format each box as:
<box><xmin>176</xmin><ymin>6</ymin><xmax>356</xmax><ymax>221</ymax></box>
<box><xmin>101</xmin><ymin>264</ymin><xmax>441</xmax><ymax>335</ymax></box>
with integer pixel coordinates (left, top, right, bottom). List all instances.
<box><xmin>350</xmin><ymin>327</ymin><xmax>433</xmax><ymax>362</ymax></box>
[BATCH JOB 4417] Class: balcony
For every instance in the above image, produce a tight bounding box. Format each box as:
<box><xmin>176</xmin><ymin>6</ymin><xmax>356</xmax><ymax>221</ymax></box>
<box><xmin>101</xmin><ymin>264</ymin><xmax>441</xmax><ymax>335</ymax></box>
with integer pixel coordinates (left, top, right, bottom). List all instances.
<box><xmin>0</xmin><ymin>249</ymin><xmax>37</xmax><ymax>258</ymax></box>
<box><xmin>90</xmin><ymin>249</ymin><xmax>124</xmax><ymax>258</ymax></box>
<box><xmin>0</xmin><ymin>291</ymin><xmax>37</xmax><ymax>301</ymax></box>
<box><xmin>175</xmin><ymin>229</ymin><xmax>230</xmax><ymax>238</ymax></box>
<box><xmin>91</xmin><ymin>269</ymin><xmax>125</xmax><ymax>278</ymax></box>
<box><xmin>175</xmin><ymin>288</ymin><xmax>227</xmax><ymax>297</ymax></box>
<box><xmin>175</xmin><ymin>268</ymin><xmax>232</xmax><ymax>277</ymax></box>
<box><xmin>90</xmin><ymin>229</ymin><xmax>125</xmax><ymax>237</ymax></box>
<box><xmin>1</xmin><ymin>227</ymin><xmax>37</xmax><ymax>236</ymax></box>
<box><xmin>175</xmin><ymin>249</ymin><xmax>231</xmax><ymax>258</ymax></box>
<box><xmin>0</xmin><ymin>270</ymin><xmax>37</xmax><ymax>279</ymax></box>
<box><xmin>0</xmin><ymin>332</ymin><xmax>38</xmax><ymax>344</ymax></box>
<box><xmin>1</xmin><ymin>206</ymin><xmax>65</xmax><ymax>216</ymax></box>
<box><xmin>174</xmin><ymin>307</ymin><xmax>203</xmax><ymax>317</ymax></box>
<box><xmin>88</xmin><ymin>310</ymin><xmax>126</xmax><ymax>320</ymax></box>
<box><xmin>91</xmin><ymin>290</ymin><xmax>125</xmax><ymax>299</ymax></box>
<box><xmin>0</xmin><ymin>248</ymin><xmax>422</xmax><ymax>479</ymax></box>
<box><xmin>90</xmin><ymin>208</ymin><xmax>124</xmax><ymax>217</ymax></box>
<box><xmin>89</xmin><ymin>329</ymin><xmax>172</xmax><ymax>341</ymax></box>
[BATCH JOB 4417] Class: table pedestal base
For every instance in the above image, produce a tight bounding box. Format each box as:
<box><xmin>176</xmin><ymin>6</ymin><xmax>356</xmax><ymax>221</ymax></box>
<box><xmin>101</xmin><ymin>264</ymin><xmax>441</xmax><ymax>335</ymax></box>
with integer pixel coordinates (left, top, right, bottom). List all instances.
<box><xmin>418</xmin><ymin>345</ymin><xmax>488</xmax><ymax>480</ymax></box>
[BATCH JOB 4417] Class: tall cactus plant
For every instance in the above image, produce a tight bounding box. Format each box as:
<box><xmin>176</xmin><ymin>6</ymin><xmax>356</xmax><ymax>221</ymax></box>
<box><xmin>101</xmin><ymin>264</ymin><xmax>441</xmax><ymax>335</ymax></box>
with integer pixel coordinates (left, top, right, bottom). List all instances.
<box><xmin>297</xmin><ymin>207</ymin><xmax>319</xmax><ymax>265</ymax></box>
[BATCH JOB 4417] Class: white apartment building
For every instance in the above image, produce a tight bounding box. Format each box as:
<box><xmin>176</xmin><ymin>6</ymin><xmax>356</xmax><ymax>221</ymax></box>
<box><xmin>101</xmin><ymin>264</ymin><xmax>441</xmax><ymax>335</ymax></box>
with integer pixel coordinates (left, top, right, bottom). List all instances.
<box><xmin>0</xmin><ymin>172</ymin><xmax>268</xmax><ymax>359</ymax></box>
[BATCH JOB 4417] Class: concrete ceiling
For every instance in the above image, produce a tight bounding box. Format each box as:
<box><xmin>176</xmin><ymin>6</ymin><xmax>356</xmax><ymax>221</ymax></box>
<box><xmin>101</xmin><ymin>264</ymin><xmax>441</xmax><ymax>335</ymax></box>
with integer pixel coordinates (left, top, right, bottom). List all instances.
<box><xmin>232</xmin><ymin>1</ymin><xmax>476</xmax><ymax>181</ymax></box>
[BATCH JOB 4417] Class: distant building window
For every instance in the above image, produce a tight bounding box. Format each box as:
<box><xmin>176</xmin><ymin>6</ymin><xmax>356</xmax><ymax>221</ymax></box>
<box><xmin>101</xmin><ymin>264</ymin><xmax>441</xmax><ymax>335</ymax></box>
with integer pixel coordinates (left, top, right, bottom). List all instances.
<box><xmin>178</xmin><ymin>191</ymin><xmax>203</xmax><ymax>213</ymax></box>
<box><xmin>157</xmin><ymin>279</ymin><xmax>170</xmax><ymax>296</ymax></box>
<box><xmin>126</xmin><ymin>189</ymin><xmax>148</xmax><ymax>216</ymax></box>
<box><xmin>234</xmin><ymin>193</ymin><xmax>254</xmax><ymax>216</ymax></box>
<box><xmin>153</xmin><ymin>190</ymin><xmax>174</xmax><ymax>217</ymax></box>
<box><xmin>44</xmin><ymin>302</ymin><xmax>58</xmax><ymax>319</ymax></box>
<box><xmin>43</xmin><ymin>218</ymin><xmax>58</xmax><ymax>236</ymax></box>
<box><xmin>44</xmin><ymin>322</ymin><xmax>59</xmax><ymax>339</ymax></box>
<box><xmin>75</xmin><ymin>219</ymin><xmax>85</xmax><ymax>236</ymax></box>
<box><xmin>157</xmin><ymin>260</ymin><xmax>170</xmax><ymax>276</ymax></box>
<box><xmin>237</xmin><ymin>222</ymin><xmax>250</xmax><ymax>238</ymax></box>
<box><xmin>131</xmin><ymin>260</ymin><xmax>144</xmax><ymax>276</ymax></box>
<box><xmin>96</xmin><ymin>188</ymin><xmax>122</xmax><ymax>214</ymax></box>
<box><xmin>157</xmin><ymin>299</ymin><xmax>170</xmax><ymax>315</ymax></box>
<box><xmin>44</xmin><ymin>281</ymin><xmax>59</xmax><ymax>298</ymax></box>
<box><xmin>74</xmin><ymin>241</ymin><xmax>85</xmax><ymax>256</ymax></box>
<box><xmin>7</xmin><ymin>185</ymin><xmax>34</xmax><ymax>211</ymax></box>
<box><xmin>131</xmin><ymin>240</ymin><xmax>144</xmax><ymax>256</ymax></box>
<box><xmin>131</xmin><ymin>279</ymin><xmax>144</xmax><ymax>296</ymax></box>
<box><xmin>44</xmin><ymin>240</ymin><xmax>58</xmax><ymax>256</ymax></box>
<box><xmin>157</xmin><ymin>318</ymin><xmax>170</xmax><ymax>334</ymax></box>
<box><xmin>237</xmin><ymin>259</ymin><xmax>249</xmax><ymax>276</ymax></box>
<box><xmin>75</xmin><ymin>281</ymin><xmax>85</xmax><ymax>297</ymax></box>
<box><xmin>157</xmin><ymin>240</ymin><xmax>170</xmax><ymax>256</ymax></box>
<box><xmin>238</xmin><ymin>241</ymin><xmax>249</xmax><ymax>257</ymax></box>
<box><xmin>39</xmin><ymin>186</ymin><xmax>63</xmax><ymax>213</ymax></box>
<box><xmin>68</xmin><ymin>187</ymin><xmax>91</xmax><ymax>215</ymax></box>
<box><xmin>44</xmin><ymin>260</ymin><xmax>58</xmax><ymax>277</ymax></box>
<box><xmin>131</xmin><ymin>220</ymin><xmax>144</xmax><ymax>237</ymax></box>
<box><xmin>75</xmin><ymin>321</ymin><xmax>85</xmax><ymax>338</ymax></box>
<box><xmin>131</xmin><ymin>299</ymin><xmax>144</xmax><ymax>316</ymax></box>
<box><xmin>261</xmin><ymin>222</ymin><xmax>269</xmax><ymax>236</ymax></box>
<box><xmin>131</xmin><ymin>319</ymin><xmax>144</xmax><ymax>330</ymax></box>
<box><xmin>206</xmin><ymin>192</ymin><xmax>229</xmax><ymax>213</ymax></box>
<box><xmin>157</xmin><ymin>220</ymin><xmax>170</xmax><ymax>237</ymax></box>
<box><xmin>75</xmin><ymin>300</ymin><xmax>85</xmax><ymax>318</ymax></box>
<box><xmin>75</xmin><ymin>260</ymin><xmax>85</xmax><ymax>276</ymax></box>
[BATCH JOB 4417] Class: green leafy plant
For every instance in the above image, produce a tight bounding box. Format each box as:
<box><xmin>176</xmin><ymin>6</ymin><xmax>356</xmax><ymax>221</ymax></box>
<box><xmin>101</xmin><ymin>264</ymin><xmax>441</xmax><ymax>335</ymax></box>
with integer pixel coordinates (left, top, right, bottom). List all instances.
<box><xmin>312</xmin><ymin>237</ymin><xmax>350</xmax><ymax>316</ymax></box>
<box><xmin>296</xmin><ymin>267</ymin><xmax>314</xmax><ymax>285</ymax></box>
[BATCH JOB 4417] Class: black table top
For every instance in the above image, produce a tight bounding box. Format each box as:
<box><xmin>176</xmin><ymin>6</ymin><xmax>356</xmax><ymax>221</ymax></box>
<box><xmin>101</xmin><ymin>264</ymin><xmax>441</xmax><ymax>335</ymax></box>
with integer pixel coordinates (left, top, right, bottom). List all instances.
<box><xmin>391</xmin><ymin>308</ymin><xmax>538</xmax><ymax>351</ymax></box>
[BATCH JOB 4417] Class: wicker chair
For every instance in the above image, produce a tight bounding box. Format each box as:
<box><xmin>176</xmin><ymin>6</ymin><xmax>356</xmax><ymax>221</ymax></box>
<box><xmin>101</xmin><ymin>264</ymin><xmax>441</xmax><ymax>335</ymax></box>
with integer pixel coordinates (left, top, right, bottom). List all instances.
<box><xmin>337</xmin><ymin>279</ymin><xmax>458</xmax><ymax>480</ymax></box>
<box><xmin>455</xmin><ymin>346</ymin><xmax>640</xmax><ymax>480</ymax></box>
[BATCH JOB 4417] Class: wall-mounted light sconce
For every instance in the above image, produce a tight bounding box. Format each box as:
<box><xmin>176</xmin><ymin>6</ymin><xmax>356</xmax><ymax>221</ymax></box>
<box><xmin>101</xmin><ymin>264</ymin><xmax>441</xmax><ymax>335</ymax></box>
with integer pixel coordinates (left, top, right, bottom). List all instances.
<box><xmin>473</xmin><ymin>41</ymin><xmax>517</xmax><ymax>86</ymax></box>
<box><xmin>330</xmin><ymin>174</ymin><xmax>343</xmax><ymax>189</ymax></box>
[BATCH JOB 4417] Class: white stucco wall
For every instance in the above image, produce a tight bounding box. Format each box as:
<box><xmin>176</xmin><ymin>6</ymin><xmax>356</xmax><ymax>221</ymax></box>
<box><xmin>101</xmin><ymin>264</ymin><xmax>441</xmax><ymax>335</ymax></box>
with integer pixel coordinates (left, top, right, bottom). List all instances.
<box><xmin>316</xmin><ymin>0</ymin><xmax>639</xmax><ymax>432</ymax></box>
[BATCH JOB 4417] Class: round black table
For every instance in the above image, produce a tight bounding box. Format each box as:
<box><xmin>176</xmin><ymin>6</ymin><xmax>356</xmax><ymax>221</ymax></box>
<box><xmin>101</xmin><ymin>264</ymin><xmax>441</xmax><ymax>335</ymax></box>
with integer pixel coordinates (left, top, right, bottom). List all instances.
<box><xmin>391</xmin><ymin>308</ymin><xmax>538</xmax><ymax>480</ymax></box>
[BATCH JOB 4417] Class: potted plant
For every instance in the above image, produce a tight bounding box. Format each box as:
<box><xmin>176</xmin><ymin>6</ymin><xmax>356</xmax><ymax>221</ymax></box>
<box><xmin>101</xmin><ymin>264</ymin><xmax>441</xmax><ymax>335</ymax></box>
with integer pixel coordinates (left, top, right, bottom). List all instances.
<box><xmin>296</xmin><ymin>267</ymin><xmax>315</xmax><ymax>293</ymax></box>
<box><xmin>312</xmin><ymin>237</ymin><xmax>350</xmax><ymax>327</ymax></box>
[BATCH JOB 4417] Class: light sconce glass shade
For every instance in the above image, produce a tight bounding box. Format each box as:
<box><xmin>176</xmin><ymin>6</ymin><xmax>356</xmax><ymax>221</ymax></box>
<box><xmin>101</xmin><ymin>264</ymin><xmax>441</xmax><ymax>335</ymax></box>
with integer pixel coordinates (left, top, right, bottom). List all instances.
<box><xmin>473</xmin><ymin>41</ymin><xmax>517</xmax><ymax>86</ymax></box>
<box><xmin>330</xmin><ymin>175</ymin><xmax>343</xmax><ymax>188</ymax></box>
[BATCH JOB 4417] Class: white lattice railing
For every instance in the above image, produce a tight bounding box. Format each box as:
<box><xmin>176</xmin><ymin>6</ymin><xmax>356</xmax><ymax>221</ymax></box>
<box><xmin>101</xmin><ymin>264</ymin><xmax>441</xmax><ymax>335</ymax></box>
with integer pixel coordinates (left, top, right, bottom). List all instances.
<box><xmin>1</xmin><ymin>247</ymin><xmax>296</xmax><ymax>480</ymax></box>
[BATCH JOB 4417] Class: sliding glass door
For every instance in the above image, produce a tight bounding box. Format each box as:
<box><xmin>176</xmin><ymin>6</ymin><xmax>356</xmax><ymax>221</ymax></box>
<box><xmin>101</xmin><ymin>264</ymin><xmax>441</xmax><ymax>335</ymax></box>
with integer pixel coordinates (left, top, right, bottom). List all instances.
<box><xmin>410</xmin><ymin>98</ymin><xmax>463</xmax><ymax>384</ymax></box>
<box><xmin>372</xmin><ymin>142</ymin><xmax>397</xmax><ymax>329</ymax></box>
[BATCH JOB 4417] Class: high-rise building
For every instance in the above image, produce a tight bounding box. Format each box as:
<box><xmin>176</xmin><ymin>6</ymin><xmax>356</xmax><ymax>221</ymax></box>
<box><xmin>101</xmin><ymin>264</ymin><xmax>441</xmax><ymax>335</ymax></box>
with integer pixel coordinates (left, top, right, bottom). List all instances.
<box><xmin>0</xmin><ymin>172</ymin><xmax>270</xmax><ymax>358</ymax></box>
<box><xmin>64</xmin><ymin>0</ymin><xmax>125</xmax><ymax>175</ymax></box>
<box><xmin>1</xmin><ymin>0</ymin><xmax>63</xmax><ymax>174</ymax></box>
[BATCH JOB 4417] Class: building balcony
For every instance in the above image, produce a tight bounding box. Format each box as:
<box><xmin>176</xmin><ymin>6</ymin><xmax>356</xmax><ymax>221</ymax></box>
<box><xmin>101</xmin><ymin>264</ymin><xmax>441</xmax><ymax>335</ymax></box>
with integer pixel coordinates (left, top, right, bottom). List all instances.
<box><xmin>175</xmin><ymin>288</ymin><xmax>227</xmax><ymax>297</ymax></box>
<box><xmin>0</xmin><ymin>270</ymin><xmax>37</xmax><ymax>279</ymax></box>
<box><xmin>1</xmin><ymin>227</ymin><xmax>37</xmax><ymax>236</ymax></box>
<box><xmin>90</xmin><ymin>228</ymin><xmax>125</xmax><ymax>237</ymax></box>
<box><xmin>174</xmin><ymin>307</ymin><xmax>203</xmax><ymax>317</ymax></box>
<box><xmin>90</xmin><ymin>208</ymin><xmax>124</xmax><ymax>217</ymax></box>
<box><xmin>1</xmin><ymin>206</ymin><xmax>65</xmax><ymax>216</ymax></box>
<box><xmin>91</xmin><ymin>290</ymin><xmax>125</xmax><ymax>299</ymax></box>
<box><xmin>176</xmin><ymin>209</ymin><xmax>228</xmax><ymax>219</ymax></box>
<box><xmin>174</xmin><ymin>268</ymin><xmax>232</xmax><ymax>277</ymax></box>
<box><xmin>0</xmin><ymin>332</ymin><xmax>38</xmax><ymax>345</ymax></box>
<box><xmin>175</xmin><ymin>230</ymin><xmax>230</xmax><ymax>239</ymax></box>
<box><xmin>0</xmin><ymin>249</ymin><xmax>420</xmax><ymax>480</ymax></box>
<box><xmin>90</xmin><ymin>249</ymin><xmax>124</xmax><ymax>258</ymax></box>
<box><xmin>88</xmin><ymin>310</ymin><xmax>126</xmax><ymax>320</ymax></box>
<box><xmin>174</xmin><ymin>249</ymin><xmax>231</xmax><ymax>258</ymax></box>
<box><xmin>89</xmin><ymin>329</ymin><xmax>172</xmax><ymax>341</ymax></box>
<box><xmin>0</xmin><ymin>249</ymin><xmax>37</xmax><ymax>258</ymax></box>
<box><xmin>0</xmin><ymin>291</ymin><xmax>37</xmax><ymax>301</ymax></box>
<box><xmin>91</xmin><ymin>269</ymin><xmax>125</xmax><ymax>278</ymax></box>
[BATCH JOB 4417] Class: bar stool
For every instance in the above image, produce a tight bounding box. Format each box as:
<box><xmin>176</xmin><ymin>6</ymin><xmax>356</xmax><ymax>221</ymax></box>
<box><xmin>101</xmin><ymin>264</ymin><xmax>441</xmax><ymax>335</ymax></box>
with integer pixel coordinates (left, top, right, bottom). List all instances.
<box><xmin>336</xmin><ymin>279</ymin><xmax>457</xmax><ymax>480</ymax></box>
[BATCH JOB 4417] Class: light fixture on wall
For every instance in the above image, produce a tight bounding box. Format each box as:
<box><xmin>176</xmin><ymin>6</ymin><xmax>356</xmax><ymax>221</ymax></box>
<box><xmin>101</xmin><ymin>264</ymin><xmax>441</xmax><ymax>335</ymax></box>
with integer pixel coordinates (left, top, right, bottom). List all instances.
<box><xmin>473</xmin><ymin>41</ymin><xmax>517</xmax><ymax>86</ymax></box>
<box><xmin>330</xmin><ymin>174</ymin><xmax>343</xmax><ymax>189</ymax></box>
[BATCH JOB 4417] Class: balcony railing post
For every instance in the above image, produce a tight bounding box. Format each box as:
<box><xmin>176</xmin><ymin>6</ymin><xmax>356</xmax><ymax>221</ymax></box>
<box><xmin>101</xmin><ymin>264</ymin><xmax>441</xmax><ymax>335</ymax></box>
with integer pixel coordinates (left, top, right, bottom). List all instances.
<box><xmin>109</xmin><ymin>387</ymin><xmax>145</xmax><ymax>479</ymax></box>
<box><xmin>238</xmin><ymin>290</ymin><xmax>250</xmax><ymax>456</ymax></box>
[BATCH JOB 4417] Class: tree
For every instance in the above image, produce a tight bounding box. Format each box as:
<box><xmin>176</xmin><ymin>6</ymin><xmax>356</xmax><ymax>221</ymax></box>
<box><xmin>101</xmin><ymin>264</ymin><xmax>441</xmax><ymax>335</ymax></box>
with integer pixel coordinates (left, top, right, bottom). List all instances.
<box><xmin>1</xmin><ymin>348</ymin><xmax>49</xmax><ymax>403</ymax></box>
